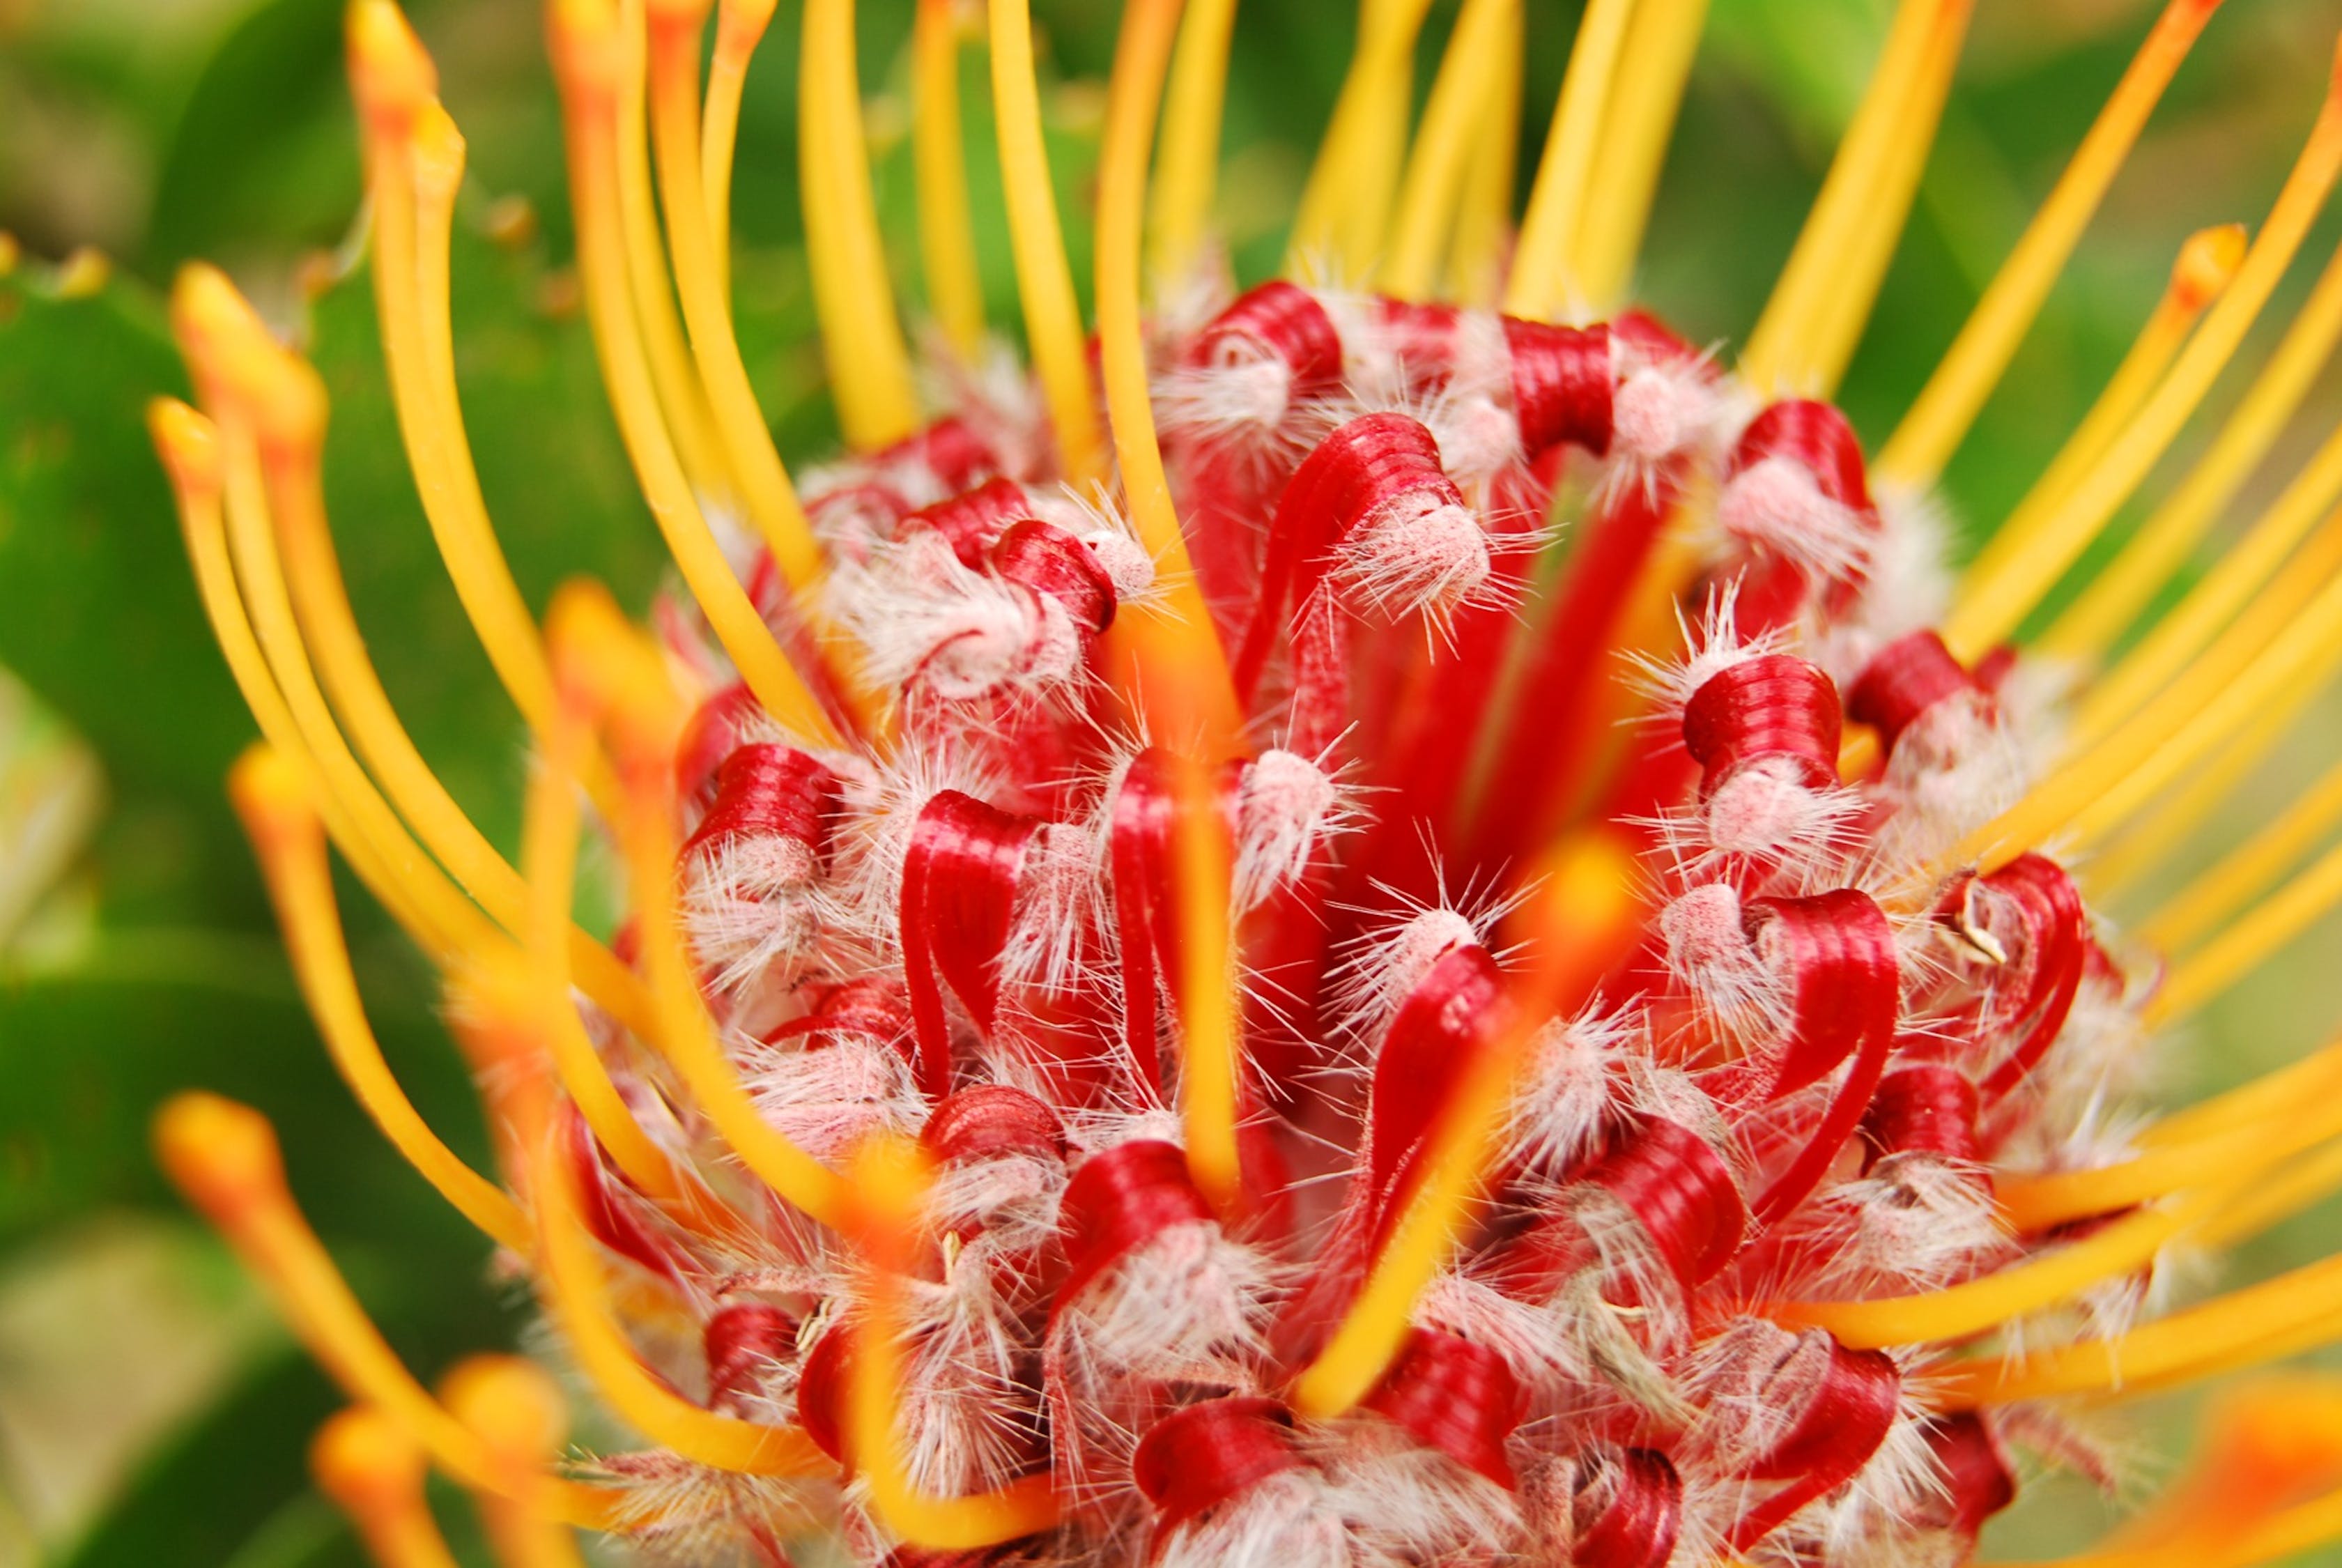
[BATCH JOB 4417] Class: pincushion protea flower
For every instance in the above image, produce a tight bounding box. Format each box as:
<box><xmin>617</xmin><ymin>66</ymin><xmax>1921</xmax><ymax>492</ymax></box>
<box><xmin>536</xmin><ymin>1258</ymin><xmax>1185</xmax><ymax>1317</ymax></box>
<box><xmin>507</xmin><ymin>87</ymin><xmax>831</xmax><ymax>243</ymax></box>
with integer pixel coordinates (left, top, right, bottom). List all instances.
<box><xmin>132</xmin><ymin>0</ymin><xmax>2342</xmax><ymax>1561</ymax></box>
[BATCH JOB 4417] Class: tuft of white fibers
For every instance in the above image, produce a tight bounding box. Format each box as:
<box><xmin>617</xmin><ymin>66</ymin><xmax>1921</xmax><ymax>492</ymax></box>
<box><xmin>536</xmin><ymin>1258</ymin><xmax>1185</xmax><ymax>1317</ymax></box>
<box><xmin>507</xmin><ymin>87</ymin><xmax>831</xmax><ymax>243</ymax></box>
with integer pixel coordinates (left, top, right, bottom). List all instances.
<box><xmin>1155</xmin><ymin>353</ymin><xmax>1307</xmax><ymax>447</ymax></box>
<box><xmin>890</xmin><ymin>1252</ymin><xmax>1050</xmax><ymax>1498</ymax></box>
<box><xmin>999</xmin><ymin>820</ymin><xmax>1102</xmax><ymax>994</ymax></box>
<box><xmin>745</xmin><ymin>1032</ymin><xmax>927</xmax><ymax>1162</ymax></box>
<box><xmin>1414</xmin><ymin>1270</ymin><xmax>1589</xmax><ymax>1391</ymax></box>
<box><xmin>1500</xmin><ymin>1008</ymin><xmax>1638</xmax><ymax>1176</ymax></box>
<box><xmin>1627</xmin><ymin>581</ymin><xmax>1784</xmax><ymax>720</ymax></box>
<box><xmin>1417</xmin><ymin>391</ymin><xmax>1525</xmax><ymax>490</ymax></box>
<box><xmin>594</xmin><ymin>1451</ymin><xmax>833</xmax><ymax>1568</ymax></box>
<box><xmin>1545</xmin><ymin>1193</ymin><xmax>1701</xmax><ymax>1416</ymax></box>
<box><xmin>1644</xmin><ymin>757</ymin><xmax>1865</xmax><ymax>889</ymax></box>
<box><xmin>1808</xmin><ymin>482</ymin><xmax>1957</xmax><ymax>690</ymax></box>
<box><xmin>1315</xmin><ymin>1421</ymin><xmax>1523</xmax><ymax>1562</ymax></box>
<box><xmin>1233</xmin><ymin>748</ymin><xmax>1345</xmax><ymax>910</ymax></box>
<box><xmin>1060</xmin><ymin>1220</ymin><xmax>1276</xmax><ymax>1381</ymax></box>
<box><xmin>1327</xmin><ymin>905</ymin><xmax>1484</xmax><ymax>1040</ymax></box>
<box><xmin>822</xmin><ymin>744</ymin><xmax>1003</xmax><ymax>956</ymax></box>
<box><xmin>1861</xmin><ymin>691</ymin><xmax>2028</xmax><ymax>876</ymax></box>
<box><xmin>831</xmin><ymin>532</ymin><xmax>1076</xmax><ymax>703</ymax></box>
<box><xmin>681</xmin><ymin>833</ymin><xmax>827</xmax><ymax>997</ymax></box>
<box><xmin>1153</xmin><ymin>1470</ymin><xmax>1362</xmax><ymax>1568</ymax></box>
<box><xmin>1716</xmin><ymin>455</ymin><xmax>1874</xmax><ymax>585</ymax></box>
<box><xmin>1334</xmin><ymin>493</ymin><xmax>1496</xmax><ymax>625</ymax></box>
<box><xmin>928</xmin><ymin>1147</ymin><xmax>1069</xmax><ymax>1253</ymax></box>
<box><xmin>1659</xmin><ymin>882</ymin><xmax>1787</xmax><ymax>1041</ymax></box>
<box><xmin>1785</xmin><ymin>1155</ymin><xmax>2009</xmax><ymax>1297</ymax></box>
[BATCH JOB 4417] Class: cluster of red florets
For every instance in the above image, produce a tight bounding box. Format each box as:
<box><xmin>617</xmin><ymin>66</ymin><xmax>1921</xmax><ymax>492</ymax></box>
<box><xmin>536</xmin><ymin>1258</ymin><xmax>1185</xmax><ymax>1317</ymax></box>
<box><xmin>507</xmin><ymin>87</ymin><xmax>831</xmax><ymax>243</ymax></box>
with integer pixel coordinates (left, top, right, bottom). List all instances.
<box><xmin>574</xmin><ymin>279</ymin><xmax>2125</xmax><ymax>1567</ymax></box>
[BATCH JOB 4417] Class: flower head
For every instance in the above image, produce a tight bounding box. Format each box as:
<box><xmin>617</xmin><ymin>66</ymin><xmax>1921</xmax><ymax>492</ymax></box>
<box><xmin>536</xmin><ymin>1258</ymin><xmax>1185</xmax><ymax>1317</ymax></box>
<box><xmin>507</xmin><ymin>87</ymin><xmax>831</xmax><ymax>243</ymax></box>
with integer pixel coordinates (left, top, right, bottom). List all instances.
<box><xmin>137</xmin><ymin>0</ymin><xmax>2342</xmax><ymax>1565</ymax></box>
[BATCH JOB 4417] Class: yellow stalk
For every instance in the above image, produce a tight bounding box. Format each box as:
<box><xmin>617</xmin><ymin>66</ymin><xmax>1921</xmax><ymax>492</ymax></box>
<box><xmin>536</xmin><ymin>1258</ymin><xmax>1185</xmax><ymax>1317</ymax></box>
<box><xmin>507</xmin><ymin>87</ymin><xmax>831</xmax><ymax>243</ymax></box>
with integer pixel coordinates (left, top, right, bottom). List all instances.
<box><xmin>2145</xmin><ymin>751</ymin><xmax>2342</xmax><ymax>954</ymax></box>
<box><xmin>1775</xmin><ymin>1188</ymin><xmax>2235</xmax><ymax>1350</ymax></box>
<box><xmin>2144</xmin><ymin>1029</ymin><xmax>2342</xmax><ymax>1150</ymax></box>
<box><xmin>1877</xmin><ymin>0</ymin><xmax>2228</xmax><ymax>488</ymax></box>
<box><xmin>155</xmin><ymin>399</ymin><xmax>469</xmax><ymax>963</ymax></box>
<box><xmin>151</xmin><ymin>1093</ymin><xmax>615</xmax><ymax>1527</ymax></box>
<box><xmin>642</xmin><ymin>5</ymin><xmax>886</xmax><ymax>736</ymax></box>
<box><xmin>1293</xmin><ymin>834</ymin><xmax>1638</xmax><ymax>1417</ymax></box>
<box><xmin>1792</xmin><ymin>0</ymin><xmax>1975</xmax><ymax>398</ymax></box>
<box><xmin>517</xmin><ymin>699</ymin><xmax>714</xmax><ymax>1215</ymax></box>
<box><xmin>552</xmin><ymin>10</ymin><xmax>843</xmax><ymax>748</ymax></box>
<box><xmin>349</xmin><ymin>20</ymin><xmax>564</xmax><ymax>758</ymax></box>
<box><xmin>1948</xmin><ymin>551</ymin><xmax>2342</xmax><ymax>879</ymax></box>
<box><xmin>312</xmin><ymin>1407</ymin><xmax>465</xmax><ymax>1568</ymax></box>
<box><xmin>988</xmin><ymin>0</ymin><xmax>1108</xmax><ymax>485</ymax></box>
<box><xmin>1938</xmin><ymin>1250</ymin><xmax>2342</xmax><ymax>1408</ymax></box>
<box><xmin>2149</xmin><ymin>829</ymin><xmax>2342</xmax><ymax>1026</ymax></box>
<box><xmin>613</xmin><ymin>0</ymin><xmax>739</xmax><ymax>505</ymax></box>
<box><xmin>1943</xmin><ymin>63</ymin><xmax>2342</xmax><ymax>663</ymax></box>
<box><xmin>2065</xmin><ymin>443</ymin><xmax>2342</xmax><ymax>758</ymax></box>
<box><xmin>1379</xmin><ymin>0</ymin><xmax>1521</xmax><ymax>303</ymax></box>
<box><xmin>702</xmin><ymin>0</ymin><xmax>780</xmax><ymax>291</ymax></box>
<box><xmin>801</xmin><ymin>0</ymin><xmax>922</xmax><ymax>451</ymax></box>
<box><xmin>1287</xmin><ymin>0</ymin><xmax>1437</xmax><ymax>280</ymax></box>
<box><xmin>914</xmin><ymin>0</ymin><xmax>985</xmax><ymax>358</ymax></box>
<box><xmin>2194</xmin><ymin>1131</ymin><xmax>2342</xmax><ymax>1250</ymax></box>
<box><xmin>844</xmin><ymin>1137</ymin><xmax>1063</xmax><ymax>1547</ymax></box>
<box><xmin>1566</xmin><ymin>0</ymin><xmax>1708</xmax><ymax>314</ymax></box>
<box><xmin>2048</xmin><ymin>237</ymin><xmax>2342</xmax><ymax>675</ymax></box>
<box><xmin>1443</xmin><ymin>0</ymin><xmax>1523</xmax><ymax>307</ymax></box>
<box><xmin>544</xmin><ymin>581</ymin><xmax>852</xmax><ymax>1229</ymax></box>
<box><xmin>443</xmin><ymin>1358</ymin><xmax>593</xmax><ymax>1568</ymax></box>
<box><xmin>1739</xmin><ymin>0</ymin><xmax>1952</xmax><ymax>394</ymax></box>
<box><xmin>1502</xmin><ymin>0</ymin><xmax>1640</xmax><ymax>322</ymax></box>
<box><xmin>1148</xmin><ymin>0</ymin><xmax>1241</xmax><ymax>291</ymax></box>
<box><xmin>231</xmin><ymin>745</ymin><xmax>530</xmax><ymax>1254</ymax></box>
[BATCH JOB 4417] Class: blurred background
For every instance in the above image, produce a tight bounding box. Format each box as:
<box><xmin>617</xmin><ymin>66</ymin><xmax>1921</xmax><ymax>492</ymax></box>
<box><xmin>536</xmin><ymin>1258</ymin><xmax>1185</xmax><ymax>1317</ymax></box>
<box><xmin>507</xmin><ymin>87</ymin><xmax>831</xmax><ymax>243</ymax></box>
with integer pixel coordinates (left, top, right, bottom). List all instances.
<box><xmin>3</xmin><ymin>0</ymin><xmax>2341</xmax><ymax>1562</ymax></box>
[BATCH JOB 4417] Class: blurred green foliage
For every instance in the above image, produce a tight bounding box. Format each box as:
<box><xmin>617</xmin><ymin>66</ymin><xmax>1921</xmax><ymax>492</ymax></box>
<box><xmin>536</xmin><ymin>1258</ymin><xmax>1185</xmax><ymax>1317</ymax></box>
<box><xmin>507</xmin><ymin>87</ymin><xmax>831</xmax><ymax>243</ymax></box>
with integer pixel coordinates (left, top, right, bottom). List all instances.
<box><xmin>3</xmin><ymin>0</ymin><xmax>2341</xmax><ymax>1562</ymax></box>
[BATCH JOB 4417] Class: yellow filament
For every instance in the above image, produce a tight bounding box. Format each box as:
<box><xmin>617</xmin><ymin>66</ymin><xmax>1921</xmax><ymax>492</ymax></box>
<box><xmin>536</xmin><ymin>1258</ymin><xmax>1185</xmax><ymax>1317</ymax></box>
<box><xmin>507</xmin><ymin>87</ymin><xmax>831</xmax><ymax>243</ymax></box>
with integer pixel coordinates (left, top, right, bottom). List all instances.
<box><xmin>844</xmin><ymin>1137</ymin><xmax>1063</xmax><ymax>1548</ymax></box>
<box><xmin>155</xmin><ymin>400</ymin><xmax>467</xmax><ymax>962</ymax></box>
<box><xmin>1095</xmin><ymin>0</ymin><xmax>1241</xmax><ymax>742</ymax></box>
<box><xmin>988</xmin><ymin>0</ymin><xmax>1108</xmax><ymax>485</ymax></box>
<box><xmin>2147</xmin><ymin>753</ymin><xmax>2342</xmax><ymax>954</ymax></box>
<box><xmin>913</xmin><ymin>0</ymin><xmax>985</xmax><ymax>358</ymax></box>
<box><xmin>2145</xmin><ymin>1029</ymin><xmax>2342</xmax><ymax>1150</ymax></box>
<box><xmin>1294</xmin><ymin>834</ymin><xmax>1638</xmax><ymax>1417</ymax></box>
<box><xmin>1444</xmin><ymin>1</ymin><xmax>1523</xmax><ymax>307</ymax></box>
<box><xmin>553</xmin><ymin>29</ymin><xmax>842</xmax><ymax>747</ymax></box>
<box><xmin>2196</xmin><ymin>1131</ymin><xmax>2342</xmax><ymax>1250</ymax></box>
<box><xmin>1958</xmin><ymin>221</ymin><xmax>2245</xmax><ymax>574</ymax></box>
<box><xmin>612</xmin><ymin>0</ymin><xmax>738</xmax><ymax>507</ymax></box>
<box><xmin>1739</xmin><ymin>0</ymin><xmax>1955</xmax><ymax>394</ymax></box>
<box><xmin>2065</xmin><ymin>438</ymin><xmax>2342</xmax><ymax>757</ymax></box>
<box><xmin>183</xmin><ymin>300</ymin><xmax>654</xmax><ymax>1037</ymax></box>
<box><xmin>1943</xmin><ymin>69</ymin><xmax>2342</xmax><ymax>663</ymax></box>
<box><xmin>1502</xmin><ymin>0</ymin><xmax>1640</xmax><ymax>321</ymax></box>
<box><xmin>503</xmin><ymin>1055</ymin><xmax>826</xmax><ymax>1475</ymax></box>
<box><xmin>1948</xmin><ymin>552</ymin><xmax>2342</xmax><ymax>879</ymax></box>
<box><xmin>232</xmin><ymin>746</ymin><xmax>530</xmax><ymax>1253</ymax></box>
<box><xmin>354</xmin><ymin>77</ymin><xmax>562</xmax><ymax>755</ymax></box>
<box><xmin>702</xmin><ymin>0</ymin><xmax>780</xmax><ymax>290</ymax></box>
<box><xmin>800</xmin><ymin>0</ymin><xmax>921</xmax><ymax>451</ymax></box>
<box><xmin>644</xmin><ymin>7</ymin><xmax>884</xmax><ymax>738</ymax></box>
<box><xmin>1147</xmin><ymin>0</ymin><xmax>1241</xmax><ymax>291</ymax></box>
<box><xmin>1876</xmin><ymin>0</ymin><xmax>2226</xmax><ymax>488</ymax></box>
<box><xmin>1791</xmin><ymin>0</ymin><xmax>1973</xmax><ymax>399</ymax></box>
<box><xmin>2049</xmin><ymin>239</ymin><xmax>2342</xmax><ymax>672</ymax></box>
<box><xmin>517</xmin><ymin>705</ymin><xmax>703</xmax><ymax>1213</ymax></box>
<box><xmin>312</xmin><ymin>1407</ymin><xmax>464</xmax><ymax>1568</ymax></box>
<box><xmin>1773</xmin><ymin>1178</ymin><xmax>2254</xmax><ymax>1349</ymax></box>
<box><xmin>444</xmin><ymin>1358</ymin><xmax>592</xmax><ymax>1568</ymax></box>
<box><xmin>1939</xmin><ymin>1250</ymin><xmax>2342</xmax><ymax>1408</ymax></box>
<box><xmin>1379</xmin><ymin>0</ymin><xmax>1522</xmax><ymax>302</ymax></box>
<box><xmin>1172</xmin><ymin>752</ymin><xmax>1242</xmax><ymax>1211</ymax></box>
<box><xmin>1287</xmin><ymin>0</ymin><xmax>1437</xmax><ymax>280</ymax></box>
<box><xmin>2083</xmin><ymin>668</ymin><xmax>2322</xmax><ymax>901</ymax></box>
<box><xmin>548</xmin><ymin>585</ymin><xmax>852</xmax><ymax>1229</ymax></box>
<box><xmin>151</xmin><ymin>1093</ymin><xmax>615</xmax><ymax>1526</ymax></box>
<box><xmin>1567</xmin><ymin>0</ymin><xmax>1708</xmax><ymax>314</ymax></box>
<box><xmin>1996</xmin><ymin>1057</ymin><xmax>2342</xmax><ymax>1233</ymax></box>
<box><xmin>2150</xmin><ymin>830</ymin><xmax>2342</xmax><ymax>1026</ymax></box>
